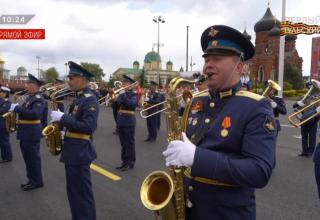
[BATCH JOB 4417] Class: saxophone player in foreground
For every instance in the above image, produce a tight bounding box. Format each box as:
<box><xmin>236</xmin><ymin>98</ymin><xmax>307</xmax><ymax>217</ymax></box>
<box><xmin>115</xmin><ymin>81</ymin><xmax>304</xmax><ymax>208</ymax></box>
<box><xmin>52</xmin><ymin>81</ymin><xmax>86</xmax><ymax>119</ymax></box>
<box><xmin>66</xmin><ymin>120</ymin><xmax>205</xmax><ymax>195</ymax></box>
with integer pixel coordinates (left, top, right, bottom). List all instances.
<box><xmin>50</xmin><ymin>61</ymin><xmax>99</xmax><ymax>220</ymax></box>
<box><xmin>163</xmin><ymin>25</ymin><xmax>277</xmax><ymax>219</ymax></box>
<box><xmin>8</xmin><ymin>74</ymin><xmax>48</xmax><ymax>191</ymax></box>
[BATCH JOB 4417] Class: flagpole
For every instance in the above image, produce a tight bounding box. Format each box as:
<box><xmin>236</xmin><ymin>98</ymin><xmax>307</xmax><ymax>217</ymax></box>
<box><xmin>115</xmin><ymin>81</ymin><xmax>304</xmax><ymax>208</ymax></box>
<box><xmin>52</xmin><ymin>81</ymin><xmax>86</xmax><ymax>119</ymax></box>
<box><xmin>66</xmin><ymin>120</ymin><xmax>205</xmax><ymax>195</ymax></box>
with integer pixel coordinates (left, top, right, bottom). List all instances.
<box><xmin>278</xmin><ymin>0</ymin><xmax>286</xmax><ymax>97</ymax></box>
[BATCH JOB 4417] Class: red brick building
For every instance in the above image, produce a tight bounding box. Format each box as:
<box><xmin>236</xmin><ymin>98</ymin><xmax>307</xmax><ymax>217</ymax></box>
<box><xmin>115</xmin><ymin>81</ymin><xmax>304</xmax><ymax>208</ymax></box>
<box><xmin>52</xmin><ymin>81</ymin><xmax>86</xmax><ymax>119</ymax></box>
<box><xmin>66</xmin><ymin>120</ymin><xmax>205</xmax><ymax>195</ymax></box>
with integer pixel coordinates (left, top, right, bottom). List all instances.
<box><xmin>246</xmin><ymin>7</ymin><xmax>303</xmax><ymax>83</ymax></box>
<box><xmin>310</xmin><ymin>37</ymin><xmax>320</xmax><ymax>80</ymax></box>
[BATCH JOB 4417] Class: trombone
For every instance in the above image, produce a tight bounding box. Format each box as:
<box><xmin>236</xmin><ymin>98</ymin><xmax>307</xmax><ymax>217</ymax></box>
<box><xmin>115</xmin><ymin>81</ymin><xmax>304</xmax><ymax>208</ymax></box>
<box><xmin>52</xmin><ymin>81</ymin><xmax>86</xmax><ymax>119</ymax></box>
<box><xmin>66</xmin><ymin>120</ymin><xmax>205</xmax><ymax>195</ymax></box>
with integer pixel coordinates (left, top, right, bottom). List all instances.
<box><xmin>99</xmin><ymin>81</ymin><xmax>138</xmax><ymax>105</ymax></box>
<box><xmin>288</xmin><ymin>79</ymin><xmax>320</xmax><ymax>127</ymax></box>
<box><xmin>288</xmin><ymin>98</ymin><xmax>320</xmax><ymax>127</ymax></box>
<box><xmin>140</xmin><ymin>89</ymin><xmax>209</xmax><ymax>119</ymax></box>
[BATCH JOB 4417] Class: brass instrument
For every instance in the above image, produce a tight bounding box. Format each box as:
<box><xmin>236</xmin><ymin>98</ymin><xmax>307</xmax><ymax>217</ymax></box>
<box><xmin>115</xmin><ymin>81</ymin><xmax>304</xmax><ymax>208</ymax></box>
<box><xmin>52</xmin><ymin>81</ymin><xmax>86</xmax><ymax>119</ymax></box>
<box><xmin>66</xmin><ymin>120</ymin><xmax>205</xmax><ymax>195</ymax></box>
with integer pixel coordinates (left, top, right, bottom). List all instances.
<box><xmin>40</xmin><ymin>83</ymin><xmax>54</xmax><ymax>92</ymax></box>
<box><xmin>140</xmin><ymin>77</ymin><xmax>199</xmax><ymax>220</ymax></box>
<box><xmin>89</xmin><ymin>82</ymin><xmax>99</xmax><ymax>90</ymax></box>
<box><xmin>42</xmin><ymin>85</ymin><xmax>70</xmax><ymax>156</ymax></box>
<box><xmin>3</xmin><ymin>90</ymin><xmax>27</xmax><ymax>133</ymax></box>
<box><xmin>262</xmin><ymin>80</ymin><xmax>282</xmax><ymax>98</ymax></box>
<box><xmin>99</xmin><ymin>81</ymin><xmax>138</xmax><ymax>105</ymax></box>
<box><xmin>140</xmin><ymin>90</ymin><xmax>195</xmax><ymax>119</ymax></box>
<box><xmin>288</xmin><ymin>79</ymin><xmax>320</xmax><ymax>127</ymax></box>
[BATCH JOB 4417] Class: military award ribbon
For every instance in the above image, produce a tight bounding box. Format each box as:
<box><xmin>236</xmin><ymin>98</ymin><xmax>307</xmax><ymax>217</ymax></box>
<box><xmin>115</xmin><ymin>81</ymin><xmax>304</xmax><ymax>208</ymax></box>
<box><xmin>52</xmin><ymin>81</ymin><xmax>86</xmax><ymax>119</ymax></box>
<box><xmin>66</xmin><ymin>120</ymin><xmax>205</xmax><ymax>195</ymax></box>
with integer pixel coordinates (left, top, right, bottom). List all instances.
<box><xmin>221</xmin><ymin>116</ymin><xmax>231</xmax><ymax>137</ymax></box>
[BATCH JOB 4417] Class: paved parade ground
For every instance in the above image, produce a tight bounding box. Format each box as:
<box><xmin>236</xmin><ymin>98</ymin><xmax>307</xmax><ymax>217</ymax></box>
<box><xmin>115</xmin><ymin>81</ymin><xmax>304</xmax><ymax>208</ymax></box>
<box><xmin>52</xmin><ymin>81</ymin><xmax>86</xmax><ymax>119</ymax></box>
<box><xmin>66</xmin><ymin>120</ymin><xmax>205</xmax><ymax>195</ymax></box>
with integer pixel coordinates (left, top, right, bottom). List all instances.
<box><xmin>0</xmin><ymin>100</ymin><xmax>319</xmax><ymax>220</ymax></box>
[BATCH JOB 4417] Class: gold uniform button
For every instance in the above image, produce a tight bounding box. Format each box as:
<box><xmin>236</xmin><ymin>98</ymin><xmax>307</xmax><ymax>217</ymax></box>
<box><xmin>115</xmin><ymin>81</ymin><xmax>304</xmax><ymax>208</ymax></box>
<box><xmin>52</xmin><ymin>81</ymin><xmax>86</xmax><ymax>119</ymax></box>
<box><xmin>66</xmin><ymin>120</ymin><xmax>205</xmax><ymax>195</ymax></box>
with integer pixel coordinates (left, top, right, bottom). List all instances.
<box><xmin>209</xmin><ymin>102</ymin><xmax>215</xmax><ymax>108</ymax></box>
<box><xmin>188</xmin><ymin>185</ymin><xmax>194</xmax><ymax>191</ymax></box>
<box><xmin>205</xmin><ymin>118</ymin><xmax>210</xmax><ymax>124</ymax></box>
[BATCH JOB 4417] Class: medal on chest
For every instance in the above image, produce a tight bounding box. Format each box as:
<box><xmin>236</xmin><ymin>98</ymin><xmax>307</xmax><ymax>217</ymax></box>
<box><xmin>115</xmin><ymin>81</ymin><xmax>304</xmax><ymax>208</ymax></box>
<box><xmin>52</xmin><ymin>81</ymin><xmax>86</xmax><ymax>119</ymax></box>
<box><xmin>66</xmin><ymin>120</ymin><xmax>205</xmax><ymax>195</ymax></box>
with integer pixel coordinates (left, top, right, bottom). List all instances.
<box><xmin>221</xmin><ymin>116</ymin><xmax>231</xmax><ymax>137</ymax></box>
<box><xmin>191</xmin><ymin>100</ymin><xmax>203</xmax><ymax>114</ymax></box>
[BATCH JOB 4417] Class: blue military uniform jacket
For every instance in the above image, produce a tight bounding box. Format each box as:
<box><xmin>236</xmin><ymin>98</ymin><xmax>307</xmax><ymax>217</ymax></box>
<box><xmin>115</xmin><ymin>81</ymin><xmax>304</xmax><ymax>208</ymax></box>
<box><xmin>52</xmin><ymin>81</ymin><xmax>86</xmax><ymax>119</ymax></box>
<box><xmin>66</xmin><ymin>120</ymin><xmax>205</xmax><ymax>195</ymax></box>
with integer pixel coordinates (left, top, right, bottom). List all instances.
<box><xmin>145</xmin><ymin>91</ymin><xmax>161</xmax><ymax>115</ymax></box>
<box><xmin>183</xmin><ymin>84</ymin><xmax>276</xmax><ymax>211</ymax></box>
<box><xmin>116</xmin><ymin>91</ymin><xmax>137</xmax><ymax>127</ymax></box>
<box><xmin>14</xmin><ymin>93</ymin><xmax>48</xmax><ymax>141</ymax></box>
<box><xmin>0</xmin><ymin>98</ymin><xmax>11</xmax><ymax>129</ymax></box>
<box><xmin>60</xmin><ymin>87</ymin><xmax>99</xmax><ymax>165</ymax></box>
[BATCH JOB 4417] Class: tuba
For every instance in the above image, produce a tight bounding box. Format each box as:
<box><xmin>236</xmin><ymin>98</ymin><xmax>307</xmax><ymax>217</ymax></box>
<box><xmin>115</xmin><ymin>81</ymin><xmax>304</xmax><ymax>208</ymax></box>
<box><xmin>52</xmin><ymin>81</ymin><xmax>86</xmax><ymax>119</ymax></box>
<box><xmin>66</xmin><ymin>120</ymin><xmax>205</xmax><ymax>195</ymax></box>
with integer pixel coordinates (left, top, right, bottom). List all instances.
<box><xmin>42</xmin><ymin>85</ymin><xmax>71</xmax><ymax>156</ymax></box>
<box><xmin>3</xmin><ymin>90</ymin><xmax>27</xmax><ymax>133</ymax></box>
<box><xmin>140</xmin><ymin>77</ymin><xmax>200</xmax><ymax>220</ymax></box>
<box><xmin>262</xmin><ymin>80</ymin><xmax>282</xmax><ymax>98</ymax></box>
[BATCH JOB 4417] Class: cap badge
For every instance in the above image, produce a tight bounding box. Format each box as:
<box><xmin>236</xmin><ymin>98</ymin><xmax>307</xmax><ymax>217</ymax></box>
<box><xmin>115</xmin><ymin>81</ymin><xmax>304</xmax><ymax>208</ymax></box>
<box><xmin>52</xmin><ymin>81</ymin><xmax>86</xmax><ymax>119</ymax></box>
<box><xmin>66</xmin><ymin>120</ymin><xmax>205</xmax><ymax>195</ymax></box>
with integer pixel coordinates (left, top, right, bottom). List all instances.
<box><xmin>209</xmin><ymin>28</ymin><xmax>219</xmax><ymax>37</ymax></box>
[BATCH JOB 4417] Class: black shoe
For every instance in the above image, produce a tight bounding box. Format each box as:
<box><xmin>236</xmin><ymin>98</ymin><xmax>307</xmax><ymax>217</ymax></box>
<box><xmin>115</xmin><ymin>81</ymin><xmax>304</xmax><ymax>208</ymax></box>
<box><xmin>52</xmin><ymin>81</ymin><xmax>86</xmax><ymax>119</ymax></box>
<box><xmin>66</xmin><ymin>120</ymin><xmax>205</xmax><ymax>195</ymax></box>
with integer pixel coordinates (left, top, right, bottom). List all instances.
<box><xmin>298</xmin><ymin>152</ymin><xmax>308</xmax><ymax>157</ymax></box>
<box><xmin>120</xmin><ymin>165</ymin><xmax>134</xmax><ymax>171</ymax></box>
<box><xmin>22</xmin><ymin>184</ymin><xmax>43</xmax><ymax>191</ymax></box>
<box><xmin>20</xmin><ymin>182</ymin><xmax>30</xmax><ymax>188</ymax></box>
<box><xmin>113</xmin><ymin>131</ymin><xmax>118</xmax><ymax>135</ymax></box>
<box><xmin>116</xmin><ymin>164</ymin><xmax>125</xmax><ymax>170</ymax></box>
<box><xmin>0</xmin><ymin>159</ymin><xmax>12</xmax><ymax>163</ymax></box>
<box><xmin>144</xmin><ymin>138</ymin><xmax>151</xmax><ymax>142</ymax></box>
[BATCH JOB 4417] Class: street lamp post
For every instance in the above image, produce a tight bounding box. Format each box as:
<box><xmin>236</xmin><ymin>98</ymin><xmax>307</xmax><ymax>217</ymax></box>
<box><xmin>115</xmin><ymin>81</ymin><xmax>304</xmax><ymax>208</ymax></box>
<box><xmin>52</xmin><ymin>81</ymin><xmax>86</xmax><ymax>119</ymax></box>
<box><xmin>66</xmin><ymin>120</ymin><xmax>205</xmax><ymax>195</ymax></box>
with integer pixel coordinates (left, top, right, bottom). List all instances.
<box><xmin>153</xmin><ymin>16</ymin><xmax>165</xmax><ymax>56</ymax></box>
<box><xmin>36</xmin><ymin>56</ymin><xmax>40</xmax><ymax>78</ymax></box>
<box><xmin>190</xmin><ymin>56</ymin><xmax>195</xmax><ymax>71</ymax></box>
<box><xmin>153</xmin><ymin>16</ymin><xmax>165</xmax><ymax>85</ymax></box>
<box><xmin>64</xmin><ymin>62</ymin><xmax>68</xmax><ymax>76</ymax></box>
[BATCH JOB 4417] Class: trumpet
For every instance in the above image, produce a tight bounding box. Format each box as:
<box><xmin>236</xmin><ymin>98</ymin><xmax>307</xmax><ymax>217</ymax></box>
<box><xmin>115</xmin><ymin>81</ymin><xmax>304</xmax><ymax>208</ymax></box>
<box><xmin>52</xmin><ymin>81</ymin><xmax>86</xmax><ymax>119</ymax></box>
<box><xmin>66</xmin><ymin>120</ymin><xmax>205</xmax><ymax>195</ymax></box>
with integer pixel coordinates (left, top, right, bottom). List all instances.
<box><xmin>288</xmin><ymin>79</ymin><xmax>320</xmax><ymax>127</ymax></box>
<box><xmin>99</xmin><ymin>81</ymin><xmax>138</xmax><ymax>105</ymax></box>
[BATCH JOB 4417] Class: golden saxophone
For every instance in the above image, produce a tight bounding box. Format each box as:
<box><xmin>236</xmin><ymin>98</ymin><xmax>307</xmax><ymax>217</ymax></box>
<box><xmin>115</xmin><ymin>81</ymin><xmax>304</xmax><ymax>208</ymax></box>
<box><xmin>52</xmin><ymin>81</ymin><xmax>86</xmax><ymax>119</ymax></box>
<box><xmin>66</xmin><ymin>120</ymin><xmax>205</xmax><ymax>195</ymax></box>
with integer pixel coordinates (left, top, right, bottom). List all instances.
<box><xmin>3</xmin><ymin>90</ymin><xmax>27</xmax><ymax>133</ymax></box>
<box><xmin>140</xmin><ymin>77</ymin><xmax>199</xmax><ymax>220</ymax></box>
<box><xmin>42</xmin><ymin>85</ymin><xmax>70</xmax><ymax>156</ymax></box>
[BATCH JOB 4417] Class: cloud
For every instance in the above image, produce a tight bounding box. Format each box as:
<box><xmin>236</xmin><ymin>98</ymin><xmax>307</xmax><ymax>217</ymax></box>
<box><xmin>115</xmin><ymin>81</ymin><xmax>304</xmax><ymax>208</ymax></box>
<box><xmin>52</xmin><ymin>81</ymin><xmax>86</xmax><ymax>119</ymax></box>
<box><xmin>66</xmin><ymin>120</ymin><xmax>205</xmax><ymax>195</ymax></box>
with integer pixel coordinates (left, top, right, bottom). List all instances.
<box><xmin>0</xmin><ymin>0</ymin><xmax>319</xmax><ymax>80</ymax></box>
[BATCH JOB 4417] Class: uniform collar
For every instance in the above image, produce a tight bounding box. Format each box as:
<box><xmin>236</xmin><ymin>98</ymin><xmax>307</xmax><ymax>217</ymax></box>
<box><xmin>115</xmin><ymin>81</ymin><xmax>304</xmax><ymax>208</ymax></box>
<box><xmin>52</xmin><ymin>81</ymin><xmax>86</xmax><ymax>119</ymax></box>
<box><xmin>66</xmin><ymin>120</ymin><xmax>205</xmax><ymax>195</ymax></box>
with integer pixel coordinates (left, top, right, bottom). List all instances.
<box><xmin>76</xmin><ymin>87</ymin><xmax>90</xmax><ymax>97</ymax></box>
<box><xmin>209</xmin><ymin>82</ymin><xmax>241</xmax><ymax>99</ymax></box>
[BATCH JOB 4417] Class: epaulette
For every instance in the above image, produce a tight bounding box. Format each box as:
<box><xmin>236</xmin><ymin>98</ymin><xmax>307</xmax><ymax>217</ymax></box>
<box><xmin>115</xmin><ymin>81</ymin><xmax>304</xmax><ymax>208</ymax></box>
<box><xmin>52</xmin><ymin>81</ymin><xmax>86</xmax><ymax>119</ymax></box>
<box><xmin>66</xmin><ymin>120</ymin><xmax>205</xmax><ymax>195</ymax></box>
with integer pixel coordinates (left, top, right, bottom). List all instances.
<box><xmin>84</xmin><ymin>93</ymin><xmax>92</xmax><ymax>98</ymax></box>
<box><xmin>194</xmin><ymin>91</ymin><xmax>209</xmax><ymax>98</ymax></box>
<box><xmin>35</xmin><ymin>94</ymin><xmax>41</xmax><ymax>99</ymax></box>
<box><xmin>236</xmin><ymin>91</ymin><xmax>264</xmax><ymax>101</ymax></box>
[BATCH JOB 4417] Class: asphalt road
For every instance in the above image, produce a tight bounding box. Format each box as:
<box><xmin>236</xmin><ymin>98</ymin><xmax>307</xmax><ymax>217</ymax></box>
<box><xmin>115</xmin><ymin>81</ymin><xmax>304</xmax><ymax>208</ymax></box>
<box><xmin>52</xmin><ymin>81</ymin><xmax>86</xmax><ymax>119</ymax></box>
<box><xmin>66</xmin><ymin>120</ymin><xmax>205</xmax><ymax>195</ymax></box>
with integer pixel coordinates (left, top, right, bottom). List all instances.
<box><xmin>0</xmin><ymin>100</ymin><xmax>319</xmax><ymax>220</ymax></box>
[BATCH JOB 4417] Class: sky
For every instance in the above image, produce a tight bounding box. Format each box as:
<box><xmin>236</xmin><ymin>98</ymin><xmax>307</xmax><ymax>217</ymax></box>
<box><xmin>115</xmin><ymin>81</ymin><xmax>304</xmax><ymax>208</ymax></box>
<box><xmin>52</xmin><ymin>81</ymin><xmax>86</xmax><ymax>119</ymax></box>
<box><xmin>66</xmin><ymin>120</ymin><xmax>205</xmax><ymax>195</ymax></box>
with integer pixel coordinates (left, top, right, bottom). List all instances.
<box><xmin>0</xmin><ymin>0</ymin><xmax>319</xmax><ymax>80</ymax></box>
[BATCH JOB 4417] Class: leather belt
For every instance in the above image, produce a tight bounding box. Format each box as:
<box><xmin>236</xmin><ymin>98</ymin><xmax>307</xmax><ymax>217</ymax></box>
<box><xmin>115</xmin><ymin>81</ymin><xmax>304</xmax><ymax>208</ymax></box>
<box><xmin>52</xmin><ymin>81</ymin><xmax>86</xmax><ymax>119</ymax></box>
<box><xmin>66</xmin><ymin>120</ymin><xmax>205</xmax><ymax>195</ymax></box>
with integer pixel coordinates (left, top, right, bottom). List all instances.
<box><xmin>17</xmin><ymin>120</ymin><xmax>41</xmax><ymax>125</ymax></box>
<box><xmin>184</xmin><ymin>167</ymin><xmax>238</xmax><ymax>187</ymax></box>
<box><xmin>119</xmin><ymin>109</ymin><xmax>135</xmax><ymax>115</ymax></box>
<box><xmin>65</xmin><ymin>131</ymin><xmax>91</xmax><ymax>140</ymax></box>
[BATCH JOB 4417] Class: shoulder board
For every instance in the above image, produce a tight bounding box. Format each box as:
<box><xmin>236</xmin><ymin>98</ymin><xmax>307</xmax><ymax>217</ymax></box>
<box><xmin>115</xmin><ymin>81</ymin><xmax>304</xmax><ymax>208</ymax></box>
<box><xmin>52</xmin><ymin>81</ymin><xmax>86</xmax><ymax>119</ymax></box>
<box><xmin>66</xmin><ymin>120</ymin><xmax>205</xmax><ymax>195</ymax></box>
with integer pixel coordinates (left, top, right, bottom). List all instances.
<box><xmin>84</xmin><ymin>93</ymin><xmax>92</xmax><ymax>98</ymax></box>
<box><xmin>236</xmin><ymin>91</ymin><xmax>264</xmax><ymax>101</ymax></box>
<box><xmin>35</xmin><ymin>94</ymin><xmax>41</xmax><ymax>99</ymax></box>
<box><xmin>194</xmin><ymin>91</ymin><xmax>209</xmax><ymax>98</ymax></box>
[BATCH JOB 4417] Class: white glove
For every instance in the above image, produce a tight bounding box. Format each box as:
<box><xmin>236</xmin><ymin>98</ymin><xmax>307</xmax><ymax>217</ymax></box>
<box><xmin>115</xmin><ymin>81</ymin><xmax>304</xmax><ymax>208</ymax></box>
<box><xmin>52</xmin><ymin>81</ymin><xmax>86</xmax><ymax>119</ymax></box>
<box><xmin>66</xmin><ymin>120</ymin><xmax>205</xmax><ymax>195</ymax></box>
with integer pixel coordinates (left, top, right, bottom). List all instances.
<box><xmin>119</xmin><ymin>89</ymin><xmax>125</xmax><ymax>95</ymax></box>
<box><xmin>270</xmin><ymin>101</ymin><xmax>277</xmax><ymax>108</ymax></box>
<box><xmin>60</xmin><ymin>131</ymin><xmax>65</xmax><ymax>140</ymax></box>
<box><xmin>297</xmin><ymin>101</ymin><xmax>305</xmax><ymax>107</ymax></box>
<box><xmin>163</xmin><ymin>132</ymin><xmax>196</xmax><ymax>167</ymax></box>
<box><xmin>316</xmin><ymin>106</ymin><xmax>320</xmax><ymax>113</ymax></box>
<box><xmin>50</xmin><ymin>110</ymin><xmax>64</xmax><ymax>122</ymax></box>
<box><xmin>9</xmin><ymin>103</ymin><xmax>19</xmax><ymax>112</ymax></box>
<box><xmin>144</xmin><ymin>97</ymin><xmax>149</xmax><ymax>102</ymax></box>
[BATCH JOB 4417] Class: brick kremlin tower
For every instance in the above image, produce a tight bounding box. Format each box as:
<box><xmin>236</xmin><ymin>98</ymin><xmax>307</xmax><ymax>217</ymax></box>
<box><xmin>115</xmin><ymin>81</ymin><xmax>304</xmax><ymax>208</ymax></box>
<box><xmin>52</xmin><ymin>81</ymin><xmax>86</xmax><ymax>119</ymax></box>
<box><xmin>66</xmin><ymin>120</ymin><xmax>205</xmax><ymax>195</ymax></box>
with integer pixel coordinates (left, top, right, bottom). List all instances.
<box><xmin>247</xmin><ymin>6</ymin><xmax>303</xmax><ymax>83</ymax></box>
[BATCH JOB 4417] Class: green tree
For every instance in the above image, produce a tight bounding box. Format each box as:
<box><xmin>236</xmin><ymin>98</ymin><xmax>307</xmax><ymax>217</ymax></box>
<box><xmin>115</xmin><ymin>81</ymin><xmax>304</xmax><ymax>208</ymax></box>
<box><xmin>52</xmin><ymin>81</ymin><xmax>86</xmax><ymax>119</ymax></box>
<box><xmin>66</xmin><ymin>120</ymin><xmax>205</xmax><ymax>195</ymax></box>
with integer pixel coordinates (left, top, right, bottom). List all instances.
<box><xmin>140</xmin><ymin>68</ymin><xmax>146</xmax><ymax>88</ymax></box>
<box><xmin>45</xmin><ymin>67</ymin><xmax>59</xmax><ymax>83</ymax></box>
<box><xmin>284</xmin><ymin>60</ymin><xmax>304</xmax><ymax>89</ymax></box>
<box><xmin>80</xmin><ymin>62</ymin><xmax>105</xmax><ymax>82</ymax></box>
